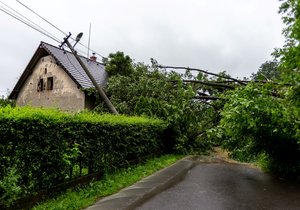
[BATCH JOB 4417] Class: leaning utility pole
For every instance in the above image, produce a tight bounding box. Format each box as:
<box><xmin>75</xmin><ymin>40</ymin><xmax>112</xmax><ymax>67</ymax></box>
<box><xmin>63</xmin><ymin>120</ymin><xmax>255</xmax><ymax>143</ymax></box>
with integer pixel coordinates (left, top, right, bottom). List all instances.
<box><xmin>61</xmin><ymin>33</ymin><xmax>118</xmax><ymax>114</ymax></box>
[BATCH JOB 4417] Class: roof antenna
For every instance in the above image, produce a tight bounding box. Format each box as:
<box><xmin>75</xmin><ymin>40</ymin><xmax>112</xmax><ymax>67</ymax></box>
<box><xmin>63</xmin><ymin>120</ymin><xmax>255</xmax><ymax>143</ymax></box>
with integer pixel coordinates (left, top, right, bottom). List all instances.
<box><xmin>87</xmin><ymin>23</ymin><xmax>91</xmax><ymax>58</ymax></box>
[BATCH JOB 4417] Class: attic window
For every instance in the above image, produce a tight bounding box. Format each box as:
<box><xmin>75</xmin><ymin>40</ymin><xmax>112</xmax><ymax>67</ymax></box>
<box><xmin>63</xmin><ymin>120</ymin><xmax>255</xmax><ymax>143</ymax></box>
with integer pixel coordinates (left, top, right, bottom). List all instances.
<box><xmin>37</xmin><ymin>78</ymin><xmax>44</xmax><ymax>91</ymax></box>
<box><xmin>47</xmin><ymin>77</ymin><xmax>53</xmax><ymax>90</ymax></box>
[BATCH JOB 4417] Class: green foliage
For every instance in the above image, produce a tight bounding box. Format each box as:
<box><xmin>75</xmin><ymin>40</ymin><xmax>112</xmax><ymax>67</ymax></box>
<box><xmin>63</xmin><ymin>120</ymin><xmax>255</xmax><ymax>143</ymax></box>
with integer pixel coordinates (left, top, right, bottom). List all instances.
<box><xmin>32</xmin><ymin>154</ymin><xmax>182</xmax><ymax>210</ymax></box>
<box><xmin>0</xmin><ymin>106</ymin><xmax>167</xmax><ymax>206</ymax></box>
<box><xmin>0</xmin><ymin>95</ymin><xmax>15</xmax><ymax>107</ymax></box>
<box><xmin>251</xmin><ymin>60</ymin><xmax>280</xmax><ymax>81</ymax></box>
<box><xmin>0</xmin><ymin>167</ymin><xmax>22</xmax><ymax>207</ymax></box>
<box><xmin>195</xmin><ymin>70</ymin><xmax>237</xmax><ymax>96</ymax></box>
<box><xmin>102</xmin><ymin>60</ymin><xmax>215</xmax><ymax>154</ymax></box>
<box><xmin>219</xmin><ymin>83</ymin><xmax>300</xmax><ymax>177</ymax></box>
<box><xmin>210</xmin><ymin>0</ymin><xmax>300</xmax><ymax>179</ymax></box>
<box><xmin>277</xmin><ymin>0</ymin><xmax>300</xmax><ymax>98</ymax></box>
<box><xmin>103</xmin><ymin>51</ymin><xmax>134</xmax><ymax>76</ymax></box>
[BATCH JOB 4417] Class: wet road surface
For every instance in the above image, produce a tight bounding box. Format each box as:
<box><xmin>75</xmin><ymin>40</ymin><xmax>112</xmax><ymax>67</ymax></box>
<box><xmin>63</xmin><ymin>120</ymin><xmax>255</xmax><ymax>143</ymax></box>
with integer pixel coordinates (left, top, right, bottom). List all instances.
<box><xmin>136</xmin><ymin>162</ymin><xmax>300</xmax><ymax>210</ymax></box>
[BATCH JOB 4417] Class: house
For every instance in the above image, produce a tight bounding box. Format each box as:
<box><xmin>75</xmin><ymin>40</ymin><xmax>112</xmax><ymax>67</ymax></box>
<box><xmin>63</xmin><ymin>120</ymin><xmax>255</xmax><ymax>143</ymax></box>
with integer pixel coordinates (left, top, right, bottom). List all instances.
<box><xmin>9</xmin><ymin>42</ymin><xmax>108</xmax><ymax>112</ymax></box>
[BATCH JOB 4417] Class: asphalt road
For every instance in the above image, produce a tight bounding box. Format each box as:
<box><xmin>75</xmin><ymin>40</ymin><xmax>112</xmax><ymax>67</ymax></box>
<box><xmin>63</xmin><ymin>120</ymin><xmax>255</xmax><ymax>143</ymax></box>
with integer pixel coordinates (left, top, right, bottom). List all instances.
<box><xmin>136</xmin><ymin>162</ymin><xmax>300</xmax><ymax>210</ymax></box>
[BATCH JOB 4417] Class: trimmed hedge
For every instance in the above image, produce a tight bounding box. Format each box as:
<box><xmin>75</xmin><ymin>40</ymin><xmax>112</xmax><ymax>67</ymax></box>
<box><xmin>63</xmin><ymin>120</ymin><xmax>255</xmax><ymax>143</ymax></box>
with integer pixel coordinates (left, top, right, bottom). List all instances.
<box><xmin>0</xmin><ymin>106</ymin><xmax>167</xmax><ymax>207</ymax></box>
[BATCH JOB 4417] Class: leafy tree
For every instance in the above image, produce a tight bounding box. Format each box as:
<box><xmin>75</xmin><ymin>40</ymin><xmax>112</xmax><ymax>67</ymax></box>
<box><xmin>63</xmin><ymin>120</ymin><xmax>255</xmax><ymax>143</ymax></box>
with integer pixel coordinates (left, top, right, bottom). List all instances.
<box><xmin>106</xmin><ymin>62</ymin><xmax>215</xmax><ymax>153</ymax></box>
<box><xmin>219</xmin><ymin>83</ymin><xmax>300</xmax><ymax>177</ymax></box>
<box><xmin>0</xmin><ymin>94</ymin><xmax>15</xmax><ymax>107</ymax></box>
<box><xmin>214</xmin><ymin>0</ymin><xmax>300</xmax><ymax>178</ymax></box>
<box><xmin>277</xmin><ymin>0</ymin><xmax>300</xmax><ymax>93</ymax></box>
<box><xmin>277</xmin><ymin>0</ymin><xmax>300</xmax><ymax>140</ymax></box>
<box><xmin>96</xmin><ymin>53</ymin><xmax>218</xmax><ymax>153</ymax></box>
<box><xmin>103</xmin><ymin>51</ymin><xmax>134</xmax><ymax>76</ymax></box>
<box><xmin>251</xmin><ymin>60</ymin><xmax>280</xmax><ymax>81</ymax></box>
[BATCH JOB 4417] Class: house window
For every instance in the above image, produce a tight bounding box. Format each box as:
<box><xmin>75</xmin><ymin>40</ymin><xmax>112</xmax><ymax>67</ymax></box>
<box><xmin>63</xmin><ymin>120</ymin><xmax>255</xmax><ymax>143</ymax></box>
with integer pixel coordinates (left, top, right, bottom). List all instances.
<box><xmin>47</xmin><ymin>77</ymin><xmax>53</xmax><ymax>90</ymax></box>
<box><xmin>37</xmin><ymin>78</ymin><xmax>44</xmax><ymax>91</ymax></box>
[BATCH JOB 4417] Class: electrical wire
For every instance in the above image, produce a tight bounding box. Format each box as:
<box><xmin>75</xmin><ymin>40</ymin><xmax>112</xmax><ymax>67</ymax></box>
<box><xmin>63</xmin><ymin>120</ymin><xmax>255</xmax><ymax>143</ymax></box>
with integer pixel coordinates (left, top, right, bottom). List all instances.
<box><xmin>0</xmin><ymin>1</ymin><xmax>108</xmax><ymax>94</ymax></box>
<box><xmin>1</xmin><ymin>0</ymin><xmax>107</xmax><ymax>64</ymax></box>
<box><xmin>15</xmin><ymin>0</ymin><xmax>107</xmax><ymax>58</ymax></box>
<box><xmin>0</xmin><ymin>1</ymin><xmax>61</xmax><ymax>42</ymax></box>
<box><xmin>15</xmin><ymin>0</ymin><xmax>67</xmax><ymax>36</ymax></box>
<box><xmin>0</xmin><ymin>5</ymin><xmax>60</xmax><ymax>43</ymax></box>
<box><xmin>60</xmin><ymin>43</ymin><xmax>91</xmax><ymax>61</ymax></box>
<box><xmin>77</xmin><ymin>42</ymin><xmax>106</xmax><ymax>58</ymax></box>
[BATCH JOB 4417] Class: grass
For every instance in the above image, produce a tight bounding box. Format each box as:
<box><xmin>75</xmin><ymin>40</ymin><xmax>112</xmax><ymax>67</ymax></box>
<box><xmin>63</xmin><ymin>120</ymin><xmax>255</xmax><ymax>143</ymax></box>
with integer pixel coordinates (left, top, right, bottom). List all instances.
<box><xmin>32</xmin><ymin>154</ymin><xmax>183</xmax><ymax>210</ymax></box>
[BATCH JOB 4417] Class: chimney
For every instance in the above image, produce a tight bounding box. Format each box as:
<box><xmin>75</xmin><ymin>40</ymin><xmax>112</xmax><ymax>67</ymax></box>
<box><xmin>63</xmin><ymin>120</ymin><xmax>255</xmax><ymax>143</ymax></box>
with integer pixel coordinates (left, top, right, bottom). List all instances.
<box><xmin>90</xmin><ymin>53</ymin><xmax>97</xmax><ymax>62</ymax></box>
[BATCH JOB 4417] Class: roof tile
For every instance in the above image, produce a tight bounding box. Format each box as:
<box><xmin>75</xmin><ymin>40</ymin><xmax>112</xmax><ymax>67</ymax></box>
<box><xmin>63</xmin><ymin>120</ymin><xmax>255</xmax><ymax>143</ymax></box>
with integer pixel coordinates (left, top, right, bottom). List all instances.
<box><xmin>41</xmin><ymin>42</ymin><xmax>107</xmax><ymax>88</ymax></box>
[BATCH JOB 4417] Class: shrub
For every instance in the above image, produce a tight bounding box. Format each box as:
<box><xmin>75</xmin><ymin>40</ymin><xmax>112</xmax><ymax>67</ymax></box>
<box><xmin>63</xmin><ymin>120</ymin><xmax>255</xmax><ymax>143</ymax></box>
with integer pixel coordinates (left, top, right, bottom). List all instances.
<box><xmin>0</xmin><ymin>96</ymin><xmax>14</xmax><ymax>107</ymax></box>
<box><xmin>0</xmin><ymin>106</ymin><xmax>167</xmax><ymax>206</ymax></box>
<box><xmin>0</xmin><ymin>167</ymin><xmax>22</xmax><ymax>207</ymax></box>
<box><xmin>220</xmin><ymin>84</ymin><xmax>300</xmax><ymax>178</ymax></box>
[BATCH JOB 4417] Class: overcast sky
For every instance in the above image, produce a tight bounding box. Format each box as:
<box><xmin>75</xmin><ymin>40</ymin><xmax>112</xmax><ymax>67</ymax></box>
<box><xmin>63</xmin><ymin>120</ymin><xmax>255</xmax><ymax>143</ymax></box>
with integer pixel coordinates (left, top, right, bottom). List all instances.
<box><xmin>0</xmin><ymin>0</ymin><xmax>285</xmax><ymax>95</ymax></box>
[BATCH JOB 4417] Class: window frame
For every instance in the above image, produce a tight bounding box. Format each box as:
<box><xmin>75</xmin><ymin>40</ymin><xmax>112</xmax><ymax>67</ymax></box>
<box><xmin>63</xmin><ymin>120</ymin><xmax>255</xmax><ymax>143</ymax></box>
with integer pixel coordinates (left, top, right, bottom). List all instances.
<box><xmin>37</xmin><ymin>78</ymin><xmax>44</xmax><ymax>92</ymax></box>
<box><xmin>47</xmin><ymin>77</ymin><xmax>54</xmax><ymax>91</ymax></box>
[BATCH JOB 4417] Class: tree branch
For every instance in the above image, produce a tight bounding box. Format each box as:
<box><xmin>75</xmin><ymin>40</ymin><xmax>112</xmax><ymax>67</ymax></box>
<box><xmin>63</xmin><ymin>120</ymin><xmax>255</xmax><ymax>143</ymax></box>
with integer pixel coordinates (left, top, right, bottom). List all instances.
<box><xmin>195</xmin><ymin>121</ymin><xmax>219</xmax><ymax>139</ymax></box>
<box><xmin>183</xmin><ymin>80</ymin><xmax>235</xmax><ymax>89</ymax></box>
<box><xmin>212</xmin><ymin>80</ymin><xmax>292</xmax><ymax>86</ymax></box>
<box><xmin>194</xmin><ymin>96</ymin><xmax>221</xmax><ymax>100</ymax></box>
<box><xmin>197</xmin><ymin>91</ymin><xmax>210</xmax><ymax>96</ymax></box>
<box><xmin>196</xmin><ymin>99</ymin><xmax>217</xmax><ymax>108</ymax></box>
<box><xmin>159</xmin><ymin>65</ymin><xmax>247</xmax><ymax>85</ymax></box>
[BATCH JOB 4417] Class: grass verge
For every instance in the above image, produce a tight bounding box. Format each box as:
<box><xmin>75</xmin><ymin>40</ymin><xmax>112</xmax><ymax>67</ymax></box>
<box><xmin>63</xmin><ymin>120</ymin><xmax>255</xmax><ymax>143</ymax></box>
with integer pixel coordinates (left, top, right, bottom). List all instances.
<box><xmin>32</xmin><ymin>154</ymin><xmax>183</xmax><ymax>210</ymax></box>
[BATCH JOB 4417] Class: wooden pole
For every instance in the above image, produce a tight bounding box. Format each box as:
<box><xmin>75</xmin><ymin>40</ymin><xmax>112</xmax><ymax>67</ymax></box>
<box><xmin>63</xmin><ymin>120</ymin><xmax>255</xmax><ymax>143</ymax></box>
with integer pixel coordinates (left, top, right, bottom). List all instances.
<box><xmin>65</xmin><ymin>39</ymin><xmax>119</xmax><ymax>114</ymax></box>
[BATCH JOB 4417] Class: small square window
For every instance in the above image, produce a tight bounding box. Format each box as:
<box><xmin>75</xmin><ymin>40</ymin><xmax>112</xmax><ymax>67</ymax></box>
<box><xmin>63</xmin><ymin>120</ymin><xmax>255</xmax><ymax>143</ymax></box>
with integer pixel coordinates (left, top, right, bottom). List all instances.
<box><xmin>47</xmin><ymin>77</ymin><xmax>53</xmax><ymax>90</ymax></box>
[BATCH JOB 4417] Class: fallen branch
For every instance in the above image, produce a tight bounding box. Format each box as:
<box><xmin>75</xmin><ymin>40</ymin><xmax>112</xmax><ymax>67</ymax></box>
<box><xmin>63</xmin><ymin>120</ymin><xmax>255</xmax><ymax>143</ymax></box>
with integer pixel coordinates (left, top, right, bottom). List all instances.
<box><xmin>197</xmin><ymin>92</ymin><xmax>210</xmax><ymax>96</ymax></box>
<box><xmin>159</xmin><ymin>65</ymin><xmax>247</xmax><ymax>85</ymax></box>
<box><xmin>183</xmin><ymin>80</ymin><xmax>235</xmax><ymax>89</ymax></box>
<box><xmin>194</xmin><ymin>96</ymin><xmax>221</xmax><ymax>100</ymax></box>
<box><xmin>189</xmin><ymin>121</ymin><xmax>220</xmax><ymax>140</ymax></box>
<box><xmin>209</xmin><ymin>80</ymin><xmax>292</xmax><ymax>86</ymax></box>
<box><xmin>196</xmin><ymin>100</ymin><xmax>218</xmax><ymax>109</ymax></box>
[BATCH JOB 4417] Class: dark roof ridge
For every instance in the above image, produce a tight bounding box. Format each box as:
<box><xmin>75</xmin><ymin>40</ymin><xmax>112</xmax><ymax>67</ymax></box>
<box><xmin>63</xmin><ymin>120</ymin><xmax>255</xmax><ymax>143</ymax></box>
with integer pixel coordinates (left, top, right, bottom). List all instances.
<box><xmin>9</xmin><ymin>41</ymin><xmax>108</xmax><ymax>99</ymax></box>
<box><xmin>40</xmin><ymin>41</ymin><xmax>105</xmax><ymax>65</ymax></box>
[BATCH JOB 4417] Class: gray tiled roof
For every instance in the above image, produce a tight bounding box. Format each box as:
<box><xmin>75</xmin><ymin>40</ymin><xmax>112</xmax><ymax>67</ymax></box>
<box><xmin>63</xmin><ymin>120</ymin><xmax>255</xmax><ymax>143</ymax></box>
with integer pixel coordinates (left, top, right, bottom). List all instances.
<box><xmin>41</xmin><ymin>42</ymin><xmax>107</xmax><ymax>88</ymax></box>
<box><xmin>9</xmin><ymin>42</ymin><xmax>108</xmax><ymax>100</ymax></box>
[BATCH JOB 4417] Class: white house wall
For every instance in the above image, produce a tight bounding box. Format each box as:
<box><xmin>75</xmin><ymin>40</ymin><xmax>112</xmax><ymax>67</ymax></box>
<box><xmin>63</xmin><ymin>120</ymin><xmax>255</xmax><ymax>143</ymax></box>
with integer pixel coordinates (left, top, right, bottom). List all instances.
<box><xmin>16</xmin><ymin>55</ymin><xmax>85</xmax><ymax>112</ymax></box>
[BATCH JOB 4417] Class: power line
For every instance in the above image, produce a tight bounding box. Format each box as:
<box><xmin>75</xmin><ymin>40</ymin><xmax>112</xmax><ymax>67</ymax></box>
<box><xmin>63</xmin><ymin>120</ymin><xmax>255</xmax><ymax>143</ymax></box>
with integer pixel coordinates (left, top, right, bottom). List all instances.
<box><xmin>77</xmin><ymin>42</ymin><xmax>106</xmax><ymax>59</ymax></box>
<box><xmin>15</xmin><ymin>0</ymin><xmax>107</xmax><ymax>59</ymax></box>
<box><xmin>0</xmin><ymin>5</ymin><xmax>60</xmax><ymax>43</ymax></box>
<box><xmin>15</xmin><ymin>0</ymin><xmax>67</xmax><ymax>36</ymax></box>
<box><xmin>2</xmin><ymin>0</ymin><xmax>107</xmax><ymax>60</ymax></box>
<box><xmin>0</xmin><ymin>1</ymin><xmax>61</xmax><ymax>42</ymax></box>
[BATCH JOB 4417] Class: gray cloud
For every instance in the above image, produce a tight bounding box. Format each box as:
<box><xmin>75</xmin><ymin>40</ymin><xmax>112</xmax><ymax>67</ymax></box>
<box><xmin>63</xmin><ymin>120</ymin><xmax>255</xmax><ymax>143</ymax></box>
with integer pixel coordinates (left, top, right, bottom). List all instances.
<box><xmin>0</xmin><ymin>0</ymin><xmax>285</xmax><ymax>95</ymax></box>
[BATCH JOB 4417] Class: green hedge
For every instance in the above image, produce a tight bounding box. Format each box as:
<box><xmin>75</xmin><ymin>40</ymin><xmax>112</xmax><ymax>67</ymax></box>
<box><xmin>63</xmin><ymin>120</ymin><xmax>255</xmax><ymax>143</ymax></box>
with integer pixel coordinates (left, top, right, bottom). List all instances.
<box><xmin>0</xmin><ymin>106</ymin><xmax>167</xmax><ymax>207</ymax></box>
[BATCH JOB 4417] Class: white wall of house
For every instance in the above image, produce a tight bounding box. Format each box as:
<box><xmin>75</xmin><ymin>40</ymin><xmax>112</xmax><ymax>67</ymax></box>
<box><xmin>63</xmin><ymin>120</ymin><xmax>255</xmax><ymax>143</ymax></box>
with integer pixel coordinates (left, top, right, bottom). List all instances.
<box><xmin>16</xmin><ymin>55</ymin><xmax>85</xmax><ymax>112</ymax></box>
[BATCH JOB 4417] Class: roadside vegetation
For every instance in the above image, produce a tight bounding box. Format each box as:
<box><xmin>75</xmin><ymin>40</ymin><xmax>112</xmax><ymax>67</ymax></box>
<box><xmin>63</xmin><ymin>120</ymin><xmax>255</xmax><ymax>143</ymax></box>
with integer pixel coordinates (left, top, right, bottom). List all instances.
<box><xmin>0</xmin><ymin>106</ymin><xmax>168</xmax><ymax>208</ymax></box>
<box><xmin>209</xmin><ymin>0</ymin><xmax>300</xmax><ymax>178</ymax></box>
<box><xmin>0</xmin><ymin>95</ymin><xmax>14</xmax><ymax>107</ymax></box>
<box><xmin>1</xmin><ymin>0</ymin><xmax>300</xmax><ymax>209</ymax></box>
<box><xmin>32</xmin><ymin>154</ymin><xmax>182</xmax><ymax>210</ymax></box>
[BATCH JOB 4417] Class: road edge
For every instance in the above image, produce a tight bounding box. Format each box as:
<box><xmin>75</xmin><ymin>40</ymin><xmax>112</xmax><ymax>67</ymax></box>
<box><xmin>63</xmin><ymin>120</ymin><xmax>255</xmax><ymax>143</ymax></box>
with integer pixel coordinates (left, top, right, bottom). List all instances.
<box><xmin>85</xmin><ymin>156</ymin><xmax>196</xmax><ymax>210</ymax></box>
